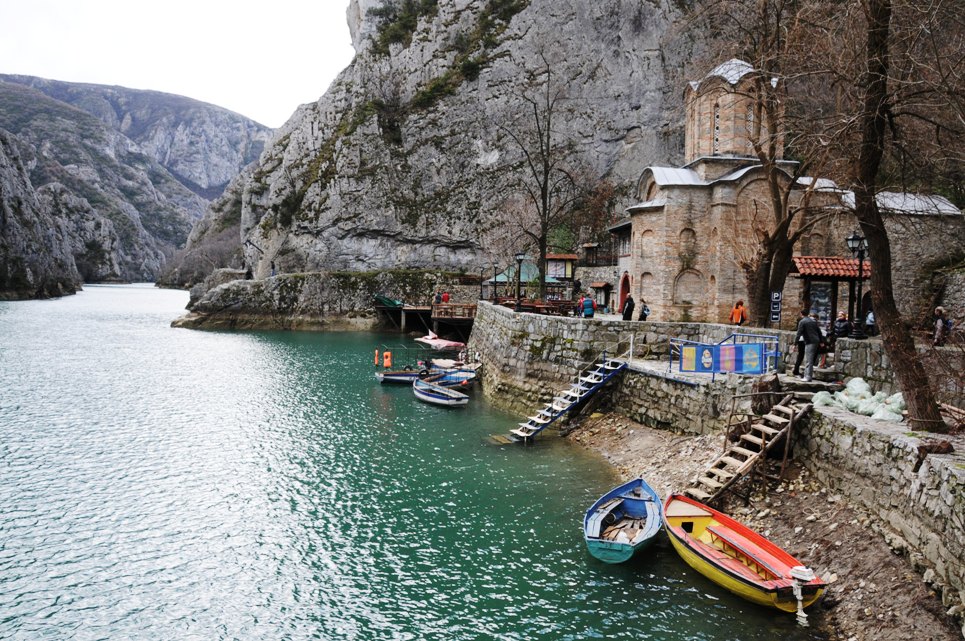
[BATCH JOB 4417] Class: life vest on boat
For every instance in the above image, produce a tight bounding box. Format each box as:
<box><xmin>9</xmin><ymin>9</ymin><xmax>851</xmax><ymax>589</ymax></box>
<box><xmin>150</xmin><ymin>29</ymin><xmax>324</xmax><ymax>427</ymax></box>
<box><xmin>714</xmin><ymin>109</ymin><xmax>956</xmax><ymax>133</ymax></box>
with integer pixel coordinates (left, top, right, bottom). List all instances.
<box><xmin>383</xmin><ymin>351</ymin><xmax>392</xmax><ymax>368</ymax></box>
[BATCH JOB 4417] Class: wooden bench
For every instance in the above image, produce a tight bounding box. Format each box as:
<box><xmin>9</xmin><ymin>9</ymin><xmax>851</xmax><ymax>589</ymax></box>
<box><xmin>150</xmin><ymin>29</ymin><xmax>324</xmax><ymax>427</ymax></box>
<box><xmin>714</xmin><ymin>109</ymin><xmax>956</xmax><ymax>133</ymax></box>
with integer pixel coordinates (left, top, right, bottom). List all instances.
<box><xmin>585</xmin><ymin>498</ymin><xmax>623</xmax><ymax>538</ymax></box>
<box><xmin>706</xmin><ymin>525</ymin><xmax>783</xmax><ymax>581</ymax></box>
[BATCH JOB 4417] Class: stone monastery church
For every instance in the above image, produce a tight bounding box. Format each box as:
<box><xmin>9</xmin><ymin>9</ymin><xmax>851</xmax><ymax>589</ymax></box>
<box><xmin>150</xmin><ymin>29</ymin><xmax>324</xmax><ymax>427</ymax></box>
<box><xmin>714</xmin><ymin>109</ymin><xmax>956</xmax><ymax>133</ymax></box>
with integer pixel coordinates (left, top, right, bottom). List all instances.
<box><xmin>610</xmin><ymin>59</ymin><xmax>962</xmax><ymax>327</ymax></box>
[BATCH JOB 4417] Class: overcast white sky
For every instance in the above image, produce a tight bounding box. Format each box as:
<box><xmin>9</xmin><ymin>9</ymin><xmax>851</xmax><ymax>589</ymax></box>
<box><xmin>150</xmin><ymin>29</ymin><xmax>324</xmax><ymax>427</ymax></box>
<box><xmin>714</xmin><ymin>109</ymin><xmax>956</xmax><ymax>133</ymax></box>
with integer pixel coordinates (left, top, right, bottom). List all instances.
<box><xmin>0</xmin><ymin>0</ymin><xmax>357</xmax><ymax>128</ymax></box>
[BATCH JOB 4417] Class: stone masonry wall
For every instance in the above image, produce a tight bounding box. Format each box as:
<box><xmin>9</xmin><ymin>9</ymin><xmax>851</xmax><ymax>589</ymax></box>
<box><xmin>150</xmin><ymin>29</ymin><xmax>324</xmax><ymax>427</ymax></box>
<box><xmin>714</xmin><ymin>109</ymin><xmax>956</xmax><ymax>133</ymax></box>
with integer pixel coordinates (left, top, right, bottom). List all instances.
<box><xmin>468</xmin><ymin>301</ymin><xmax>789</xmax><ymax>419</ymax></box>
<box><xmin>471</xmin><ymin>301</ymin><xmax>962</xmax><ymax>405</ymax></box>
<box><xmin>469</xmin><ymin>301</ymin><xmax>965</xmax><ymax>620</ymax></box>
<box><xmin>800</xmin><ymin>406</ymin><xmax>965</xmax><ymax>615</ymax></box>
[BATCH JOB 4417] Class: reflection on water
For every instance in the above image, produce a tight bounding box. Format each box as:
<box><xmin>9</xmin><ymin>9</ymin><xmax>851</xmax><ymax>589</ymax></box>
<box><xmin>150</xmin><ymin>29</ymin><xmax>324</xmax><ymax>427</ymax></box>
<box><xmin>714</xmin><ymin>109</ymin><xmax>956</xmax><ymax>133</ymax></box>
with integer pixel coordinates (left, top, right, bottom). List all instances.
<box><xmin>0</xmin><ymin>285</ymin><xmax>824</xmax><ymax>640</ymax></box>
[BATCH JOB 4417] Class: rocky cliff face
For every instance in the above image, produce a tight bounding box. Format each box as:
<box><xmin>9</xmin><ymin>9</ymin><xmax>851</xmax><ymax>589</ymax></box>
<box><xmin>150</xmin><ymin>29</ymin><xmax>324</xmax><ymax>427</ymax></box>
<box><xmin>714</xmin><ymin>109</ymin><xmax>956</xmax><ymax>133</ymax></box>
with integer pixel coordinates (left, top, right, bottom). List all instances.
<box><xmin>0</xmin><ymin>131</ymin><xmax>81</xmax><ymax>299</ymax></box>
<box><xmin>0</xmin><ymin>75</ymin><xmax>272</xmax><ymax>199</ymax></box>
<box><xmin>178</xmin><ymin>0</ymin><xmax>693</xmax><ymax>284</ymax></box>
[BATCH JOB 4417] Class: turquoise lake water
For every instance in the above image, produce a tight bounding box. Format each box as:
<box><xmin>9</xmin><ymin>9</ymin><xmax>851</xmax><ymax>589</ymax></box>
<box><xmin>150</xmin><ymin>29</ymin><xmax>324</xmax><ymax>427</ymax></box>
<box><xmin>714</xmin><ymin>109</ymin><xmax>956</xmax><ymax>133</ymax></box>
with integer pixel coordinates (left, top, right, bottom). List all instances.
<box><xmin>0</xmin><ymin>284</ymin><xmax>825</xmax><ymax>640</ymax></box>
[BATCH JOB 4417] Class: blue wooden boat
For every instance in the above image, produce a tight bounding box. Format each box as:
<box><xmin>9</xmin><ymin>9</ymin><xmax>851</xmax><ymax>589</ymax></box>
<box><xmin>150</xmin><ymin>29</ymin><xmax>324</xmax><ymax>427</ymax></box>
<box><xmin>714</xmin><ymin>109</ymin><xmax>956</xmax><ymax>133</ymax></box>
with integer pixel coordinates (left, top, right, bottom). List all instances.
<box><xmin>412</xmin><ymin>378</ymin><xmax>469</xmax><ymax>407</ymax></box>
<box><xmin>583</xmin><ymin>477</ymin><xmax>662</xmax><ymax>563</ymax></box>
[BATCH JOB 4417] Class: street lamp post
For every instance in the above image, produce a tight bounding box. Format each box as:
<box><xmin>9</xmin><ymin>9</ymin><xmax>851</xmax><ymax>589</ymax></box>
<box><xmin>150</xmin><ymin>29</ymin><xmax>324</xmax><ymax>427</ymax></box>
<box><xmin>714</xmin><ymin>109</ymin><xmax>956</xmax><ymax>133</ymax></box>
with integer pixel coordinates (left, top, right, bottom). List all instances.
<box><xmin>514</xmin><ymin>252</ymin><xmax>526</xmax><ymax>312</ymax></box>
<box><xmin>846</xmin><ymin>231</ymin><xmax>869</xmax><ymax>339</ymax></box>
<box><xmin>492</xmin><ymin>262</ymin><xmax>498</xmax><ymax>302</ymax></box>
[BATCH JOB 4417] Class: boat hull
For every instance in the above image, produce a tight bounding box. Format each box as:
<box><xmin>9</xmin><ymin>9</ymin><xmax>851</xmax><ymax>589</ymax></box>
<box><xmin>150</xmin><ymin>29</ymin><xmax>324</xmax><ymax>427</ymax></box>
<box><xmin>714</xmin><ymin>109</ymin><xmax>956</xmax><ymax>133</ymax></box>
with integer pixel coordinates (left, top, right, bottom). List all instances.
<box><xmin>376</xmin><ymin>370</ymin><xmax>423</xmax><ymax>384</ymax></box>
<box><xmin>412</xmin><ymin>379</ymin><xmax>469</xmax><ymax>407</ymax></box>
<box><xmin>583</xmin><ymin>477</ymin><xmax>663</xmax><ymax>564</ymax></box>
<box><xmin>663</xmin><ymin>494</ymin><xmax>825</xmax><ymax>612</ymax></box>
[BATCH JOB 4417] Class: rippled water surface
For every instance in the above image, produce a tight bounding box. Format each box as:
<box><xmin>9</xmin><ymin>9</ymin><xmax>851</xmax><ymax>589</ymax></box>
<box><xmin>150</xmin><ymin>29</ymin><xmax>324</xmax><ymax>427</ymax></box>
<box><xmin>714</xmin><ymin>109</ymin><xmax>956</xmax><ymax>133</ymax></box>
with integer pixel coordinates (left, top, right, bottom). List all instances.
<box><xmin>0</xmin><ymin>285</ymin><xmax>823</xmax><ymax>640</ymax></box>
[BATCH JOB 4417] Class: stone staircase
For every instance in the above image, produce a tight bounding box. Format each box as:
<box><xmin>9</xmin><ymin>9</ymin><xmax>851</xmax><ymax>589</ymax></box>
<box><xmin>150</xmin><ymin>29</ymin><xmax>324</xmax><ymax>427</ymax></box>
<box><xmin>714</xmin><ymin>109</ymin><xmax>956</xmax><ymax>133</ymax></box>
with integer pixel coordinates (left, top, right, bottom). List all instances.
<box><xmin>684</xmin><ymin>393</ymin><xmax>812</xmax><ymax>503</ymax></box>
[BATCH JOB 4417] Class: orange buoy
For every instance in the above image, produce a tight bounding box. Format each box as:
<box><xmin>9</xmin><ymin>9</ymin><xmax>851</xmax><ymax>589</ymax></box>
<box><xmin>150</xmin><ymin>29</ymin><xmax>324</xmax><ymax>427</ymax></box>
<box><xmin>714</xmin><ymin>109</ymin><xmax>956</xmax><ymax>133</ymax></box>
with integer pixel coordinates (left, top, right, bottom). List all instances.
<box><xmin>375</xmin><ymin>349</ymin><xmax>380</xmax><ymax>366</ymax></box>
<box><xmin>383</xmin><ymin>351</ymin><xmax>392</xmax><ymax>368</ymax></box>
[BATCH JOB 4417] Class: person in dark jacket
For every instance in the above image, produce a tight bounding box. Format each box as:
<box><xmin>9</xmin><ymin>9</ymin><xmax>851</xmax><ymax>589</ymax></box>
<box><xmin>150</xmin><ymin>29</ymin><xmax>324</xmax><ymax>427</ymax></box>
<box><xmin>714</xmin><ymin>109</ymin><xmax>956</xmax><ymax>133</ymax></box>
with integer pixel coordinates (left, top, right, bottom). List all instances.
<box><xmin>794</xmin><ymin>309</ymin><xmax>823</xmax><ymax>381</ymax></box>
<box><xmin>622</xmin><ymin>295</ymin><xmax>635</xmax><ymax>321</ymax></box>
<box><xmin>830</xmin><ymin>311</ymin><xmax>852</xmax><ymax>350</ymax></box>
<box><xmin>638</xmin><ymin>299</ymin><xmax>651</xmax><ymax>321</ymax></box>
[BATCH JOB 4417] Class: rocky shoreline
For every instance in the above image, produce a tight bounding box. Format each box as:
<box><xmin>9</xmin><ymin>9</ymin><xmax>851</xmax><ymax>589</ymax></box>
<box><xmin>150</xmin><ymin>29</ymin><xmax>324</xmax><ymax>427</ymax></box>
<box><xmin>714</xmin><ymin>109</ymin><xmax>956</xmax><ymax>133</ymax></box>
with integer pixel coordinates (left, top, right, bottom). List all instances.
<box><xmin>565</xmin><ymin>413</ymin><xmax>962</xmax><ymax>641</ymax></box>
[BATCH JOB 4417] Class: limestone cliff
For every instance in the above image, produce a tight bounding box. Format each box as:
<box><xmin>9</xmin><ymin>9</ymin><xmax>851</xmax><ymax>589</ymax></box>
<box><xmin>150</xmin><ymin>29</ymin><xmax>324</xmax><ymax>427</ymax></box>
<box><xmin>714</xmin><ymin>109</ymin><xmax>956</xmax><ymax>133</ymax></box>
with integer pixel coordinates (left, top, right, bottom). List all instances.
<box><xmin>0</xmin><ymin>131</ymin><xmax>81</xmax><ymax>299</ymax></box>
<box><xmin>0</xmin><ymin>75</ymin><xmax>272</xmax><ymax>199</ymax></box>
<box><xmin>0</xmin><ymin>81</ymin><xmax>208</xmax><ymax>283</ymax></box>
<box><xmin>178</xmin><ymin>0</ymin><xmax>693</xmax><ymax>286</ymax></box>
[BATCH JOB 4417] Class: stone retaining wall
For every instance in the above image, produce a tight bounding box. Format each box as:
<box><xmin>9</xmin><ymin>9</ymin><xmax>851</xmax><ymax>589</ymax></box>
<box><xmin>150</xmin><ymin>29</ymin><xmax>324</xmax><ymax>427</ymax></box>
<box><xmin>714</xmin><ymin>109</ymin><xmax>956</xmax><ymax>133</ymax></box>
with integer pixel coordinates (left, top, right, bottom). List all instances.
<box><xmin>800</xmin><ymin>406</ymin><xmax>965</xmax><ymax>615</ymax></box>
<box><xmin>469</xmin><ymin>300</ymin><xmax>965</xmax><ymax>620</ymax></box>
<box><xmin>468</xmin><ymin>302</ymin><xmax>779</xmax><ymax>426</ymax></box>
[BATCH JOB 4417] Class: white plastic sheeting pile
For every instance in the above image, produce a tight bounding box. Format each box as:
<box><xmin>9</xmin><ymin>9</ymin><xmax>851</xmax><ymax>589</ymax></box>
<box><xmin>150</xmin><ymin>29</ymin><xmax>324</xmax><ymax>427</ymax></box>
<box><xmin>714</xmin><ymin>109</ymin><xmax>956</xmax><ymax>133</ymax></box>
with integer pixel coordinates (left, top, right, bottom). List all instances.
<box><xmin>812</xmin><ymin>378</ymin><xmax>906</xmax><ymax>422</ymax></box>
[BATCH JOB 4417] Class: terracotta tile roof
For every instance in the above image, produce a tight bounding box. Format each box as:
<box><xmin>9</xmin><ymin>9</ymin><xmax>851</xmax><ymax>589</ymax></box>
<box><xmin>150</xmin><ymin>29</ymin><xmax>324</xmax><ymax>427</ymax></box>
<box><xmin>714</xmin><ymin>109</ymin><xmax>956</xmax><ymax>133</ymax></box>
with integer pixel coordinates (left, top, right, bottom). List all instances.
<box><xmin>791</xmin><ymin>256</ymin><xmax>872</xmax><ymax>279</ymax></box>
<box><xmin>546</xmin><ymin>253</ymin><xmax>579</xmax><ymax>260</ymax></box>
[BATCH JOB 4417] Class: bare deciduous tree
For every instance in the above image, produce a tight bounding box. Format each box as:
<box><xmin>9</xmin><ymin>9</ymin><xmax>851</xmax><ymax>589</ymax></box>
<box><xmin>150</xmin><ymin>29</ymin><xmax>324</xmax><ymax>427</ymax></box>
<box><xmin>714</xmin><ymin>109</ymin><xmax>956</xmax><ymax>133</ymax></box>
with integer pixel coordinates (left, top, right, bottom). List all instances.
<box><xmin>694</xmin><ymin>0</ymin><xmax>964</xmax><ymax>430</ymax></box>
<box><xmin>495</xmin><ymin>47</ymin><xmax>587</xmax><ymax>300</ymax></box>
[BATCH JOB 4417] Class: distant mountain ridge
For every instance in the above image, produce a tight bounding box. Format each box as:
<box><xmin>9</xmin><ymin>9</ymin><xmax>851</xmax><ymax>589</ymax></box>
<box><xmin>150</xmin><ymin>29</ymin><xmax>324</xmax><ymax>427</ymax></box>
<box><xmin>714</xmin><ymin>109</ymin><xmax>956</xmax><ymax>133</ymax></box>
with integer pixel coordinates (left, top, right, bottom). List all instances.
<box><xmin>0</xmin><ymin>74</ymin><xmax>272</xmax><ymax>199</ymax></box>
<box><xmin>0</xmin><ymin>75</ymin><xmax>272</xmax><ymax>297</ymax></box>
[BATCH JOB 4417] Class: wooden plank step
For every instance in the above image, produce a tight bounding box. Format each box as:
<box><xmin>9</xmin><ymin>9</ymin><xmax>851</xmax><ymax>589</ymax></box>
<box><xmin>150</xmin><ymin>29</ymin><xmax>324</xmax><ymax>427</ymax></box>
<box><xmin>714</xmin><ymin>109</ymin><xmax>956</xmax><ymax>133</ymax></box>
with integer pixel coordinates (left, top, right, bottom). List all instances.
<box><xmin>752</xmin><ymin>423</ymin><xmax>781</xmax><ymax>436</ymax></box>
<box><xmin>741</xmin><ymin>433</ymin><xmax>764</xmax><ymax>446</ymax></box>
<box><xmin>516</xmin><ymin>422</ymin><xmax>537</xmax><ymax>431</ymax></box>
<box><xmin>527</xmin><ymin>416</ymin><xmax>550</xmax><ymax>424</ymax></box>
<box><xmin>490</xmin><ymin>434</ymin><xmax>516</xmax><ymax>445</ymax></box>
<box><xmin>697</xmin><ymin>476</ymin><xmax>724</xmax><ymax>489</ymax></box>
<box><xmin>686</xmin><ymin>487</ymin><xmax>713</xmax><ymax>500</ymax></box>
<box><xmin>762</xmin><ymin>413</ymin><xmax>790</xmax><ymax>424</ymax></box>
<box><xmin>510</xmin><ymin>427</ymin><xmax>536</xmax><ymax>438</ymax></box>
<box><xmin>707</xmin><ymin>467</ymin><xmax>736</xmax><ymax>480</ymax></box>
<box><xmin>730</xmin><ymin>446</ymin><xmax>760</xmax><ymax>458</ymax></box>
<box><xmin>580</xmin><ymin>375</ymin><xmax>603</xmax><ymax>384</ymax></box>
<box><xmin>772</xmin><ymin>405</ymin><xmax>796</xmax><ymax>416</ymax></box>
<box><xmin>720</xmin><ymin>456</ymin><xmax>747</xmax><ymax>469</ymax></box>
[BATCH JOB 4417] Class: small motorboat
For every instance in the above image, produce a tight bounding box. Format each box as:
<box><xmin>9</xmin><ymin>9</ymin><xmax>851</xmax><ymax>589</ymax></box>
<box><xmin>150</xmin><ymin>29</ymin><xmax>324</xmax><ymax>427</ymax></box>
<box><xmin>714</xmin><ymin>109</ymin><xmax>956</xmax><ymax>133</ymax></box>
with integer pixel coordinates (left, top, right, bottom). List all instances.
<box><xmin>375</xmin><ymin>369</ymin><xmax>423</xmax><ymax>384</ymax></box>
<box><xmin>414</xmin><ymin>331</ymin><xmax>466</xmax><ymax>351</ymax></box>
<box><xmin>583</xmin><ymin>477</ymin><xmax>662</xmax><ymax>563</ymax></box>
<box><xmin>421</xmin><ymin>370</ymin><xmax>475</xmax><ymax>390</ymax></box>
<box><xmin>412</xmin><ymin>378</ymin><xmax>469</xmax><ymax>407</ymax></box>
<box><xmin>663</xmin><ymin>494</ymin><xmax>826</xmax><ymax>617</ymax></box>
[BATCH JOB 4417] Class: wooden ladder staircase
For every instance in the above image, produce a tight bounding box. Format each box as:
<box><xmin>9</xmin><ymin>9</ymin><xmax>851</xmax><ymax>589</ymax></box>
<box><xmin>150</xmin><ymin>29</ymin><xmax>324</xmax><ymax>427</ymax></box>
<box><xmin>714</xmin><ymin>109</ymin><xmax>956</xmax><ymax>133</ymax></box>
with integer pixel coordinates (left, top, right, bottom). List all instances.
<box><xmin>684</xmin><ymin>393</ymin><xmax>812</xmax><ymax>503</ymax></box>
<box><xmin>502</xmin><ymin>353</ymin><xmax>628</xmax><ymax>443</ymax></box>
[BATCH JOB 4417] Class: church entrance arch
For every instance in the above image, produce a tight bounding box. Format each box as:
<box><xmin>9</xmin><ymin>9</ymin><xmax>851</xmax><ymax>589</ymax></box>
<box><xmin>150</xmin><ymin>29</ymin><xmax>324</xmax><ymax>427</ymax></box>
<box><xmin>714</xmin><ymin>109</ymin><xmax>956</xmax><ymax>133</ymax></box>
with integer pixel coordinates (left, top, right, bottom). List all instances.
<box><xmin>619</xmin><ymin>272</ymin><xmax>631</xmax><ymax>312</ymax></box>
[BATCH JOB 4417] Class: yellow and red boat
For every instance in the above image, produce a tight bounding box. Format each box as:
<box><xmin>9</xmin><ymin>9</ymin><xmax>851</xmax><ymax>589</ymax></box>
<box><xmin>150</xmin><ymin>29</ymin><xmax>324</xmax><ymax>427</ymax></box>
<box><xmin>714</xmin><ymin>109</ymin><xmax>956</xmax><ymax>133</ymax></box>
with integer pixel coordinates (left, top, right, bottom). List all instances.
<box><xmin>663</xmin><ymin>494</ymin><xmax>826</xmax><ymax>614</ymax></box>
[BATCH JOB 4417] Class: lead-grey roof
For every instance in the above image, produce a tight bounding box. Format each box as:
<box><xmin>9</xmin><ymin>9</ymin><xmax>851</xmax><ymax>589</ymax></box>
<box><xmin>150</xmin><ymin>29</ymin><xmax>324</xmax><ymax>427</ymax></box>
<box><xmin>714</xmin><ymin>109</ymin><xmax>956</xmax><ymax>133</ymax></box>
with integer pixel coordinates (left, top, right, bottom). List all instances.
<box><xmin>841</xmin><ymin>191</ymin><xmax>960</xmax><ymax>215</ymax></box>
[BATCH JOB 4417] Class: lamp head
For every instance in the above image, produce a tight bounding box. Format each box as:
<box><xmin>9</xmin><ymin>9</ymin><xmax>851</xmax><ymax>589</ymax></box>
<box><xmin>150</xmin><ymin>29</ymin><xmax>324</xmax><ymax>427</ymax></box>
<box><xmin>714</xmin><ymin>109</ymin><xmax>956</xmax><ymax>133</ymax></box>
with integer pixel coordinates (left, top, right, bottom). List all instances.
<box><xmin>846</xmin><ymin>231</ymin><xmax>867</xmax><ymax>255</ymax></box>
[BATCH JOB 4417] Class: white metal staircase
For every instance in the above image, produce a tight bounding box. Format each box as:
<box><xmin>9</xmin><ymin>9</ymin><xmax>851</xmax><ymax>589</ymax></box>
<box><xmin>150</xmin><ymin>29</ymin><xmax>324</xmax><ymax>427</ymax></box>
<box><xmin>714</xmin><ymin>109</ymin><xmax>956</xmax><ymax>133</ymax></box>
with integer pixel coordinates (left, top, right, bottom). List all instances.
<box><xmin>505</xmin><ymin>352</ymin><xmax>627</xmax><ymax>443</ymax></box>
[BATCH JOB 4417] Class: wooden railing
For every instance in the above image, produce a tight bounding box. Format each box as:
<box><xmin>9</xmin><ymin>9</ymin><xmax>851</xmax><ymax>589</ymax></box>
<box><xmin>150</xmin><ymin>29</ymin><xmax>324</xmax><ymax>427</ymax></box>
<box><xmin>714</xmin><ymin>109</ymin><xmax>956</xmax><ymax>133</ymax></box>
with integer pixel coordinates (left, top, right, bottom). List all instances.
<box><xmin>431</xmin><ymin>303</ymin><xmax>477</xmax><ymax>319</ymax></box>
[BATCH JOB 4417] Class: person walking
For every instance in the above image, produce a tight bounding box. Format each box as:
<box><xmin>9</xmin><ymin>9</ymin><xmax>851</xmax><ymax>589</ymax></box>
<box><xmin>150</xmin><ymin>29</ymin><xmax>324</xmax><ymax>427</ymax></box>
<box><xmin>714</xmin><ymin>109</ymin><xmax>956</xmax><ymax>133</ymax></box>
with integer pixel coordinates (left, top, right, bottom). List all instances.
<box><xmin>865</xmin><ymin>309</ymin><xmax>876</xmax><ymax>336</ymax></box>
<box><xmin>794</xmin><ymin>309</ymin><xmax>822</xmax><ymax>382</ymax></box>
<box><xmin>934</xmin><ymin>306</ymin><xmax>950</xmax><ymax>347</ymax></box>
<box><xmin>621</xmin><ymin>294</ymin><xmax>635</xmax><ymax>321</ymax></box>
<box><xmin>638</xmin><ymin>299</ymin><xmax>651</xmax><ymax>322</ymax></box>
<box><xmin>582</xmin><ymin>295</ymin><xmax>596</xmax><ymax>319</ymax></box>
<box><xmin>831</xmin><ymin>311</ymin><xmax>852</xmax><ymax>350</ymax></box>
<box><xmin>730</xmin><ymin>300</ymin><xmax>748</xmax><ymax>325</ymax></box>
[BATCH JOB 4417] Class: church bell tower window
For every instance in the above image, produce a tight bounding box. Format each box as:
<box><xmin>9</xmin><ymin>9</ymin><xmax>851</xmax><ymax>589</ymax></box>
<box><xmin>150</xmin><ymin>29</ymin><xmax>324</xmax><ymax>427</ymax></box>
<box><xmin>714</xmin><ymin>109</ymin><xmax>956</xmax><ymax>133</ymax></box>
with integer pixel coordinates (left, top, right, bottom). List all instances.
<box><xmin>713</xmin><ymin>103</ymin><xmax>720</xmax><ymax>155</ymax></box>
